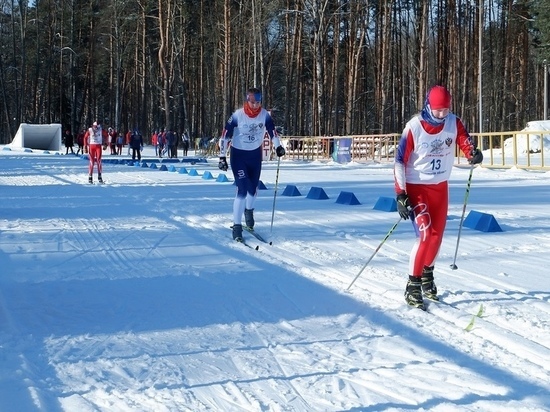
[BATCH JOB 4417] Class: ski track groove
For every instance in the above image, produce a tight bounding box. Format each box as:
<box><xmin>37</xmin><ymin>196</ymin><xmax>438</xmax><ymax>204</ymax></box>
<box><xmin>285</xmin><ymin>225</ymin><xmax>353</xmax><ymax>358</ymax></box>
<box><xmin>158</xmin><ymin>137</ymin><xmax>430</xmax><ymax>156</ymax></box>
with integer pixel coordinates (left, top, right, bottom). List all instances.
<box><xmin>120</xmin><ymin>209</ymin><xmax>550</xmax><ymax>407</ymax></box>
<box><xmin>171</xmin><ymin>214</ymin><xmax>320</xmax><ymax>410</ymax></box>
<box><xmin>181</xmin><ymin>214</ymin><xmax>414</xmax><ymax>410</ymax></box>
<box><xmin>66</xmin><ymin>218</ymin><xmax>138</xmax><ymax>278</ymax></box>
<box><xmin>331</xmin><ymin>224</ymin><xmax>550</xmax><ymax>358</ymax></box>
<box><xmin>247</xmin><ymin>319</ymin><xmax>314</xmax><ymax>411</ymax></box>
<box><xmin>186</xmin><ymin>212</ymin><xmax>550</xmax><ymax>389</ymax></box>
<box><xmin>197</xmin><ymin>220</ymin><xmax>321</xmax><ymax>409</ymax></box>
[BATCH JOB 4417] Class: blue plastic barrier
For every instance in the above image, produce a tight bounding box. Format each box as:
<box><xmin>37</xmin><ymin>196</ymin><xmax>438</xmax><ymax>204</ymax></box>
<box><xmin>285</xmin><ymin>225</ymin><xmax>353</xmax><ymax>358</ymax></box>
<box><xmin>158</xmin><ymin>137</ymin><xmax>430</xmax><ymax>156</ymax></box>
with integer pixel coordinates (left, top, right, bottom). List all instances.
<box><xmin>307</xmin><ymin>186</ymin><xmax>329</xmax><ymax>200</ymax></box>
<box><xmin>373</xmin><ymin>196</ymin><xmax>397</xmax><ymax>212</ymax></box>
<box><xmin>282</xmin><ymin>185</ymin><xmax>302</xmax><ymax>196</ymax></box>
<box><xmin>463</xmin><ymin>210</ymin><xmax>503</xmax><ymax>232</ymax></box>
<box><xmin>336</xmin><ymin>191</ymin><xmax>361</xmax><ymax>205</ymax></box>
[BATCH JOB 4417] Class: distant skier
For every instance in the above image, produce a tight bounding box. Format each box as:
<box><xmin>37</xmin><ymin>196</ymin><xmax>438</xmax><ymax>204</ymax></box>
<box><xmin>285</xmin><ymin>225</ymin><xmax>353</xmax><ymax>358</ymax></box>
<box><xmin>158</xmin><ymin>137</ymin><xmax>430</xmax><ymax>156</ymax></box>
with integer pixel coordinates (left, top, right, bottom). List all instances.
<box><xmin>394</xmin><ymin>85</ymin><xmax>483</xmax><ymax>310</ymax></box>
<box><xmin>85</xmin><ymin>121</ymin><xmax>108</xmax><ymax>184</ymax></box>
<box><xmin>218</xmin><ymin>87</ymin><xmax>285</xmax><ymax>241</ymax></box>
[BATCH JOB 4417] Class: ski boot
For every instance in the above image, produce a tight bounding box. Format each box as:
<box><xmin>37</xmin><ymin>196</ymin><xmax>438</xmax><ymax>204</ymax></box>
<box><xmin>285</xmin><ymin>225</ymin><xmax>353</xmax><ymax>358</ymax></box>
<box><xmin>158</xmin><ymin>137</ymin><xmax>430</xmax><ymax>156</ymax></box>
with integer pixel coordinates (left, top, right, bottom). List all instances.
<box><xmin>404</xmin><ymin>276</ymin><xmax>425</xmax><ymax>310</ymax></box>
<box><xmin>232</xmin><ymin>224</ymin><xmax>243</xmax><ymax>242</ymax></box>
<box><xmin>98</xmin><ymin>174</ymin><xmax>104</xmax><ymax>184</ymax></box>
<box><xmin>244</xmin><ymin>208</ymin><xmax>255</xmax><ymax>230</ymax></box>
<box><xmin>88</xmin><ymin>175</ymin><xmax>93</xmax><ymax>184</ymax></box>
<box><xmin>421</xmin><ymin>265</ymin><xmax>439</xmax><ymax>301</ymax></box>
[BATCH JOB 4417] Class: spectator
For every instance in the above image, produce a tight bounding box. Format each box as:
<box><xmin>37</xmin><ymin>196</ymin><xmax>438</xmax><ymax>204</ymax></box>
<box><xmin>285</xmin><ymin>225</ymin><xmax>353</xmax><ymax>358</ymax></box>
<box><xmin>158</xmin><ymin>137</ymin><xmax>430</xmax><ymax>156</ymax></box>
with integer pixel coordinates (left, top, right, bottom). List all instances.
<box><xmin>126</xmin><ymin>130</ymin><xmax>132</xmax><ymax>155</ymax></box>
<box><xmin>130</xmin><ymin>129</ymin><xmax>144</xmax><ymax>161</ymax></box>
<box><xmin>108</xmin><ymin>127</ymin><xmax>117</xmax><ymax>154</ymax></box>
<box><xmin>181</xmin><ymin>130</ymin><xmax>190</xmax><ymax>156</ymax></box>
<box><xmin>76</xmin><ymin>129</ymin><xmax>85</xmax><ymax>155</ymax></box>
<box><xmin>158</xmin><ymin>129</ymin><xmax>165</xmax><ymax>158</ymax></box>
<box><xmin>116</xmin><ymin>133</ymin><xmax>124</xmax><ymax>155</ymax></box>
<box><xmin>166</xmin><ymin>129</ymin><xmax>176</xmax><ymax>158</ymax></box>
<box><xmin>172</xmin><ymin>131</ymin><xmax>179</xmax><ymax>158</ymax></box>
<box><xmin>64</xmin><ymin>129</ymin><xmax>74</xmax><ymax>155</ymax></box>
<box><xmin>152</xmin><ymin>131</ymin><xmax>158</xmax><ymax>156</ymax></box>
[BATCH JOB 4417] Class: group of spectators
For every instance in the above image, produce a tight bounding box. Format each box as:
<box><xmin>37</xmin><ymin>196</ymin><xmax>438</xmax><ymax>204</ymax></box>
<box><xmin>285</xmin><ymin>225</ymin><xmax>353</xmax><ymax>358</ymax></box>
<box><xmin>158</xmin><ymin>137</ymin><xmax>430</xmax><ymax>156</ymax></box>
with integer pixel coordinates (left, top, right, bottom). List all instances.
<box><xmin>64</xmin><ymin>127</ymin><xmax>127</xmax><ymax>156</ymax></box>
<box><xmin>63</xmin><ymin>127</ymin><xmax>193</xmax><ymax>159</ymax></box>
<box><xmin>61</xmin><ymin>122</ymin><xmax>197</xmax><ymax>184</ymax></box>
<box><xmin>151</xmin><ymin>129</ymin><xmax>191</xmax><ymax>158</ymax></box>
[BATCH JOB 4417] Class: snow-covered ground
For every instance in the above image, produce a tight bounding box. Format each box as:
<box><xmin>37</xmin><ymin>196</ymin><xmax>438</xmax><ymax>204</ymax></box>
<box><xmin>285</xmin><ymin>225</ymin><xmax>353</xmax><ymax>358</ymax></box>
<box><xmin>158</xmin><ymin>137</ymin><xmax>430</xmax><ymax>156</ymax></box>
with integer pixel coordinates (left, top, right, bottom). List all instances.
<box><xmin>0</xmin><ymin>146</ymin><xmax>549</xmax><ymax>411</ymax></box>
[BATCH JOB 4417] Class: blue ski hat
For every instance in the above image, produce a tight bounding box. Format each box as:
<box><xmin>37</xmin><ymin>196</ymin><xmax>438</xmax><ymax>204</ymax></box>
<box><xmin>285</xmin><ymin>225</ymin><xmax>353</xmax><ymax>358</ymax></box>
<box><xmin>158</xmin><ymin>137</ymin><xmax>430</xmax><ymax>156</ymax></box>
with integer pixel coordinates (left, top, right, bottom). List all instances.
<box><xmin>246</xmin><ymin>87</ymin><xmax>262</xmax><ymax>103</ymax></box>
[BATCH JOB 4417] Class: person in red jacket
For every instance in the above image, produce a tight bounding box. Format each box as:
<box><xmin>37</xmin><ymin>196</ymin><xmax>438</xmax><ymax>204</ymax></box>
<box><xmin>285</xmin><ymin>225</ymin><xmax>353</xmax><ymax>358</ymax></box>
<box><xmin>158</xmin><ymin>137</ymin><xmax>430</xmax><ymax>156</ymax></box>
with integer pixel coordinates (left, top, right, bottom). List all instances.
<box><xmin>126</xmin><ymin>130</ymin><xmax>132</xmax><ymax>155</ymax></box>
<box><xmin>394</xmin><ymin>85</ymin><xmax>483</xmax><ymax>310</ymax></box>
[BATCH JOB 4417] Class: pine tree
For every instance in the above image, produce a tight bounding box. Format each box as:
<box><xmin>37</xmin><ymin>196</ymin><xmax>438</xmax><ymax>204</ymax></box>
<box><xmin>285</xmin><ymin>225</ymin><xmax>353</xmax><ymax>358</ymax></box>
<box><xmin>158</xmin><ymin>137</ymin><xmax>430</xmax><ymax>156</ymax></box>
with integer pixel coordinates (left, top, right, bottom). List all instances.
<box><xmin>535</xmin><ymin>0</ymin><xmax>550</xmax><ymax>61</ymax></box>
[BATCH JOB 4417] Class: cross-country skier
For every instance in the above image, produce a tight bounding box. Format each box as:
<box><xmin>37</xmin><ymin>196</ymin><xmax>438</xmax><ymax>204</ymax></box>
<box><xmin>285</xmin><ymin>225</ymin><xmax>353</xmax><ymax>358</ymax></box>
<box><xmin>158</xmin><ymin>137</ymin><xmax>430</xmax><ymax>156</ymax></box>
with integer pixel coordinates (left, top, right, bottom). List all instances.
<box><xmin>218</xmin><ymin>87</ymin><xmax>285</xmax><ymax>241</ymax></box>
<box><xmin>86</xmin><ymin>121</ymin><xmax>107</xmax><ymax>184</ymax></box>
<box><xmin>394</xmin><ymin>85</ymin><xmax>483</xmax><ymax>309</ymax></box>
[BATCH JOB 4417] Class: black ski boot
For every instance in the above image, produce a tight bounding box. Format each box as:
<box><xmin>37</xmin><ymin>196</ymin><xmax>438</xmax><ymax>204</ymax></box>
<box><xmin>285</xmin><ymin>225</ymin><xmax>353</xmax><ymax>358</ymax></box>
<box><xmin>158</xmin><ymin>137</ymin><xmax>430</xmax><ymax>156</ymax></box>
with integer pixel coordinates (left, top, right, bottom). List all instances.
<box><xmin>421</xmin><ymin>265</ymin><xmax>439</xmax><ymax>301</ymax></box>
<box><xmin>404</xmin><ymin>276</ymin><xmax>425</xmax><ymax>310</ymax></box>
<box><xmin>232</xmin><ymin>224</ymin><xmax>243</xmax><ymax>241</ymax></box>
<box><xmin>244</xmin><ymin>208</ymin><xmax>254</xmax><ymax>230</ymax></box>
<box><xmin>98</xmin><ymin>174</ymin><xmax>104</xmax><ymax>184</ymax></box>
<box><xmin>88</xmin><ymin>175</ymin><xmax>93</xmax><ymax>184</ymax></box>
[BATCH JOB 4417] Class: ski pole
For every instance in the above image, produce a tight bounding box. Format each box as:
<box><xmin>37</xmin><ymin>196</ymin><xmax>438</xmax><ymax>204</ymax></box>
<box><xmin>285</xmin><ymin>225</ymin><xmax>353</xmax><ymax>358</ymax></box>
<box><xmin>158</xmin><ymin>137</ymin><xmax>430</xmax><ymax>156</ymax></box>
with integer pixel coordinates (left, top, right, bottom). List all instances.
<box><xmin>270</xmin><ymin>156</ymin><xmax>281</xmax><ymax>234</ymax></box>
<box><xmin>346</xmin><ymin>217</ymin><xmax>402</xmax><ymax>291</ymax></box>
<box><xmin>450</xmin><ymin>164</ymin><xmax>475</xmax><ymax>270</ymax></box>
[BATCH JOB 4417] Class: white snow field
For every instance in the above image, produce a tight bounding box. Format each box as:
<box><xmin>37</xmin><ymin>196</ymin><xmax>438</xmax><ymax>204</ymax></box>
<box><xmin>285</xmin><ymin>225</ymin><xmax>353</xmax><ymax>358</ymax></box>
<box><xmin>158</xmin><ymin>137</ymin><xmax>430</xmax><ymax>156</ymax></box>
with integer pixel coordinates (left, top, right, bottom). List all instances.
<box><xmin>0</xmin><ymin>146</ymin><xmax>549</xmax><ymax>411</ymax></box>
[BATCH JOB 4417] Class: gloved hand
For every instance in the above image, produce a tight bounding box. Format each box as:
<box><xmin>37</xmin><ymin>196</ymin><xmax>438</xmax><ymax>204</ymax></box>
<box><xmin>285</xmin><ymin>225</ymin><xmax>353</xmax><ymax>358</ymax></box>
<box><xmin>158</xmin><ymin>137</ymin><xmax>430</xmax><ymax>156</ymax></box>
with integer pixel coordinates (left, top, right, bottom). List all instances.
<box><xmin>218</xmin><ymin>156</ymin><xmax>228</xmax><ymax>171</ymax></box>
<box><xmin>276</xmin><ymin>145</ymin><xmax>286</xmax><ymax>157</ymax></box>
<box><xmin>469</xmin><ymin>148</ymin><xmax>483</xmax><ymax>164</ymax></box>
<box><xmin>396</xmin><ymin>193</ymin><xmax>411</xmax><ymax>220</ymax></box>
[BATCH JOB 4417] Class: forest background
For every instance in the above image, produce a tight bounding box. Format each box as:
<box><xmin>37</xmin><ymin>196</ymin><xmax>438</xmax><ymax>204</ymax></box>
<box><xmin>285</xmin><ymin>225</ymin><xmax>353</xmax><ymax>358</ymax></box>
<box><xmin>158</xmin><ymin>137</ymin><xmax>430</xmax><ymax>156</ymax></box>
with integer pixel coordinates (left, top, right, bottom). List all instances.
<box><xmin>1</xmin><ymin>0</ymin><xmax>550</xmax><ymax>145</ymax></box>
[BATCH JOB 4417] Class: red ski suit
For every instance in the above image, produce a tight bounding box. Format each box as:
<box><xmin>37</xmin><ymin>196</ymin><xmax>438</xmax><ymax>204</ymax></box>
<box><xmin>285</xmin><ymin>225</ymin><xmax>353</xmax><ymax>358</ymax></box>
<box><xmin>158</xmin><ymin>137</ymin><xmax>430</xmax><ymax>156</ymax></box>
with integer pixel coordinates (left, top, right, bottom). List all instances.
<box><xmin>394</xmin><ymin>113</ymin><xmax>474</xmax><ymax>276</ymax></box>
<box><xmin>86</xmin><ymin>125</ymin><xmax>108</xmax><ymax>176</ymax></box>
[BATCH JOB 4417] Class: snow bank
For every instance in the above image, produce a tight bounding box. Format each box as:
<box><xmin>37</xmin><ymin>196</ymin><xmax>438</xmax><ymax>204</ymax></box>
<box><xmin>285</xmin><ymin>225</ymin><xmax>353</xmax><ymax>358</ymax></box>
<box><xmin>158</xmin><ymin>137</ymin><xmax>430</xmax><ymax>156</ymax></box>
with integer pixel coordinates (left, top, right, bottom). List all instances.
<box><xmin>504</xmin><ymin>120</ymin><xmax>550</xmax><ymax>154</ymax></box>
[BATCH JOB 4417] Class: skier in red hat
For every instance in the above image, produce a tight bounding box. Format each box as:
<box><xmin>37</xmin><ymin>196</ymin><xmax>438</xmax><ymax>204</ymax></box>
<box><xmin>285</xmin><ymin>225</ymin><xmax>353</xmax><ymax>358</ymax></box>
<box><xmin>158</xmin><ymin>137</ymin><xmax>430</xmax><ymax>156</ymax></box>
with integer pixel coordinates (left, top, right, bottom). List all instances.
<box><xmin>394</xmin><ymin>85</ymin><xmax>483</xmax><ymax>310</ymax></box>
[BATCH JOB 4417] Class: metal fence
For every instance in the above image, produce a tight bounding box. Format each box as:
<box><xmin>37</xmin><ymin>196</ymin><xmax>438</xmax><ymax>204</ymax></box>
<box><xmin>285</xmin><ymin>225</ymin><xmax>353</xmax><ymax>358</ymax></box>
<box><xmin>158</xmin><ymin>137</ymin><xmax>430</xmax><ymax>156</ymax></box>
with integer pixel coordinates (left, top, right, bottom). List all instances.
<box><xmin>282</xmin><ymin>130</ymin><xmax>550</xmax><ymax>170</ymax></box>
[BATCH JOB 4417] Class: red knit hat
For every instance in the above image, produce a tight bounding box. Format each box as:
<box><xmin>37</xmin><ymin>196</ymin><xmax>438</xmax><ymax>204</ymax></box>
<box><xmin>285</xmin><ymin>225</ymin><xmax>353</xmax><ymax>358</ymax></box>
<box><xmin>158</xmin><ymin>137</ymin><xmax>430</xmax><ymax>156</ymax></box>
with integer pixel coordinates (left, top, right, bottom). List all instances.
<box><xmin>427</xmin><ymin>85</ymin><xmax>452</xmax><ymax>109</ymax></box>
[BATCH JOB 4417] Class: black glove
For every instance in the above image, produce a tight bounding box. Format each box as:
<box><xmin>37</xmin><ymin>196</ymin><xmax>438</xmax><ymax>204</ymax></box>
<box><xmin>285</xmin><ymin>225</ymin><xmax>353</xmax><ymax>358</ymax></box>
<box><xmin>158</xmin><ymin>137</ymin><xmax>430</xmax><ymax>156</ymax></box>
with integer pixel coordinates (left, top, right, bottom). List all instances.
<box><xmin>276</xmin><ymin>145</ymin><xmax>285</xmax><ymax>157</ymax></box>
<box><xmin>469</xmin><ymin>148</ymin><xmax>483</xmax><ymax>164</ymax></box>
<box><xmin>218</xmin><ymin>156</ymin><xmax>228</xmax><ymax>171</ymax></box>
<box><xmin>396</xmin><ymin>193</ymin><xmax>411</xmax><ymax>220</ymax></box>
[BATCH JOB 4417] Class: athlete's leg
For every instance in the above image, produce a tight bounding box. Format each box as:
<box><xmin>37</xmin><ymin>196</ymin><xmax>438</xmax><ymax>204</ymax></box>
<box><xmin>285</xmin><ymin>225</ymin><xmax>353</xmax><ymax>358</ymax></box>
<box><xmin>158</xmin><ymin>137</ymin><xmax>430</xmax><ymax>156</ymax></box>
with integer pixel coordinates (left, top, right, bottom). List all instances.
<box><xmin>406</xmin><ymin>181</ymin><xmax>448</xmax><ymax>276</ymax></box>
<box><xmin>88</xmin><ymin>146</ymin><xmax>96</xmax><ymax>175</ymax></box>
<box><xmin>245</xmin><ymin>148</ymin><xmax>262</xmax><ymax>210</ymax></box>
<box><xmin>230</xmin><ymin>148</ymin><xmax>248</xmax><ymax>225</ymax></box>
<box><xmin>96</xmin><ymin>147</ymin><xmax>103</xmax><ymax>175</ymax></box>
